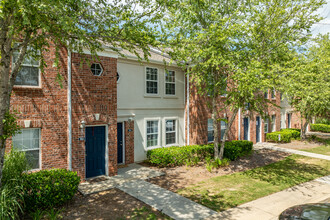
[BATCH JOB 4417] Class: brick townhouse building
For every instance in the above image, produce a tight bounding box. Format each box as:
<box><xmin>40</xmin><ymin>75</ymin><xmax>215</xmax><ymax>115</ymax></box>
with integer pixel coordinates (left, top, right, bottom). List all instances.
<box><xmin>6</xmin><ymin>44</ymin><xmax>300</xmax><ymax>180</ymax></box>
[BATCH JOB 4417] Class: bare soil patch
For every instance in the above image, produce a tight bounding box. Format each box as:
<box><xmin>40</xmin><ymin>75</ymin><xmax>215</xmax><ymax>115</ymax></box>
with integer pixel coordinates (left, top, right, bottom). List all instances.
<box><xmin>61</xmin><ymin>188</ymin><xmax>169</xmax><ymax>220</ymax></box>
<box><xmin>144</xmin><ymin>149</ymin><xmax>290</xmax><ymax>192</ymax></box>
<box><xmin>277</xmin><ymin>140</ymin><xmax>324</xmax><ymax>150</ymax></box>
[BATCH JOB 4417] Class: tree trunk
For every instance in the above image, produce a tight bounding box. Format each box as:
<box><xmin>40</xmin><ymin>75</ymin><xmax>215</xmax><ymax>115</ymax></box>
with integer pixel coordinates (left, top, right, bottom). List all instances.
<box><xmin>301</xmin><ymin>116</ymin><xmax>310</xmax><ymax>140</ymax></box>
<box><xmin>219</xmin><ymin>108</ymin><xmax>239</xmax><ymax>159</ymax></box>
<box><xmin>212</xmin><ymin>97</ymin><xmax>219</xmax><ymax>159</ymax></box>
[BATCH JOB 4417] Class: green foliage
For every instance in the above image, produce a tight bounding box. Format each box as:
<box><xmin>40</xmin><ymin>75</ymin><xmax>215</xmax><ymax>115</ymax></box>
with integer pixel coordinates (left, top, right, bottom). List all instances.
<box><xmin>266</xmin><ymin>129</ymin><xmax>301</xmax><ymax>143</ymax></box>
<box><xmin>315</xmin><ymin>118</ymin><xmax>330</xmax><ymax>125</ymax></box>
<box><xmin>223</xmin><ymin>140</ymin><xmax>253</xmax><ymax>161</ymax></box>
<box><xmin>29</xmin><ymin>209</ymin><xmax>45</xmax><ymax>220</ymax></box>
<box><xmin>23</xmin><ymin>169</ymin><xmax>80</xmax><ymax>212</ymax></box>
<box><xmin>147</xmin><ymin>144</ymin><xmax>214</xmax><ymax>167</ymax></box>
<box><xmin>147</xmin><ymin>141</ymin><xmax>253</xmax><ymax>167</ymax></box>
<box><xmin>310</xmin><ymin>124</ymin><xmax>330</xmax><ymax>133</ymax></box>
<box><xmin>0</xmin><ymin>150</ymin><xmax>28</xmax><ymax>220</ymax></box>
<box><xmin>1</xmin><ymin>111</ymin><xmax>20</xmax><ymax>141</ymax></box>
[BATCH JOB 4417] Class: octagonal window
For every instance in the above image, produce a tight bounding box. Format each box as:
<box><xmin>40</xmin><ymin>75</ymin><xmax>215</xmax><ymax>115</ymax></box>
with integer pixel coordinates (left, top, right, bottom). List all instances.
<box><xmin>91</xmin><ymin>63</ymin><xmax>103</xmax><ymax>76</ymax></box>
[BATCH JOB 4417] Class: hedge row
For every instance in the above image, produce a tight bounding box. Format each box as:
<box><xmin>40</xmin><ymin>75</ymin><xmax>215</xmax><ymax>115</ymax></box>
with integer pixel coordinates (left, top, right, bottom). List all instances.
<box><xmin>23</xmin><ymin>169</ymin><xmax>80</xmax><ymax>212</ymax></box>
<box><xmin>310</xmin><ymin>124</ymin><xmax>330</xmax><ymax>133</ymax></box>
<box><xmin>266</xmin><ymin>128</ymin><xmax>301</xmax><ymax>143</ymax></box>
<box><xmin>146</xmin><ymin>140</ymin><xmax>253</xmax><ymax>167</ymax></box>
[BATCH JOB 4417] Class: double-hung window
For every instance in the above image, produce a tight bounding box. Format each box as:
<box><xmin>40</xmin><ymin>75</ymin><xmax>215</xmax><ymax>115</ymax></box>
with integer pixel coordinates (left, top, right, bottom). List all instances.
<box><xmin>207</xmin><ymin>119</ymin><xmax>214</xmax><ymax>142</ymax></box>
<box><xmin>264</xmin><ymin>118</ymin><xmax>269</xmax><ymax>133</ymax></box>
<box><xmin>165</xmin><ymin>70</ymin><xmax>175</xmax><ymax>95</ymax></box>
<box><xmin>271</xmin><ymin>115</ymin><xmax>276</xmax><ymax>132</ymax></box>
<box><xmin>165</xmin><ymin>119</ymin><xmax>176</xmax><ymax>145</ymax></box>
<box><xmin>271</xmin><ymin>89</ymin><xmax>276</xmax><ymax>99</ymax></box>
<box><xmin>220</xmin><ymin>119</ymin><xmax>228</xmax><ymax>140</ymax></box>
<box><xmin>264</xmin><ymin>91</ymin><xmax>268</xmax><ymax>99</ymax></box>
<box><xmin>146</xmin><ymin>120</ymin><xmax>159</xmax><ymax>148</ymax></box>
<box><xmin>146</xmin><ymin>67</ymin><xmax>158</xmax><ymax>94</ymax></box>
<box><xmin>12</xmin><ymin>128</ymin><xmax>40</xmax><ymax>170</ymax></box>
<box><xmin>13</xmin><ymin>48</ymin><xmax>40</xmax><ymax>87</ymax></box>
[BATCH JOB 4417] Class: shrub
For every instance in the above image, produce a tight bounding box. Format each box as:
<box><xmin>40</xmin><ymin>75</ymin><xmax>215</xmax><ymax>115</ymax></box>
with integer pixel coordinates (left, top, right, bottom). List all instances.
<box><xmin>0</xmin><ymin>149</ymin><xmax>28</xmax><ymax>220</ymax></box>
<box><xmin>223</xmin><ymin>140</ymin><xmax>253</xmax><ymax>161</ymax></box>
<box><xmin>310</xmin><ymin>124</ymin><xmax>330</xmax><ymax>133</ymax></box>
<box><xmin>147</xmin><ymin>140</ymin><xmax>253</xmax><ymax>167</ymax></box>
<box><xmin>267</xmin><ymin>129</ymin><xmax>301</xmax><ymax>143</ymax></box>
<box><xmin>23</xmin><ymin>169</ymin><xmax>80</xmax><ymax>212</ymax></box>
<box><xmin>280</xmin><ymin>128</ymin><xmax>301</xmax><ymax>139</ymax></box>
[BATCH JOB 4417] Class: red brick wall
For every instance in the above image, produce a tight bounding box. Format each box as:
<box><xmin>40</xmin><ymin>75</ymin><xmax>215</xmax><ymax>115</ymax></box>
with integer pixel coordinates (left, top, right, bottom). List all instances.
<box><xmin>8</xmin><ymin>45</ymin><xmax>69</xmax><ymax>169</ymax></box>
<box><xmin>188</xmin><ymin>86</ymin><xmax>238</xmax><ymax>145</ymax></box>
<box><xmin>124</xmin><ymin>120</ymin><xmax>134</xmax><ymax>164</ymax></box>
<box><xmin>71</xmin><ymin>53</ymin><xmax>118</xmax><ymax>179</ymax></box>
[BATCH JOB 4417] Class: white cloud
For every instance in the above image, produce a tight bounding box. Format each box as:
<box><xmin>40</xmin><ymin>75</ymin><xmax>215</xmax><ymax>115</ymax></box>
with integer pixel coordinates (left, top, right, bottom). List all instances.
<box><xmin>312</xmin><ymin>0</ymin><xmax>330</xmax><ymax>36</ymax></box>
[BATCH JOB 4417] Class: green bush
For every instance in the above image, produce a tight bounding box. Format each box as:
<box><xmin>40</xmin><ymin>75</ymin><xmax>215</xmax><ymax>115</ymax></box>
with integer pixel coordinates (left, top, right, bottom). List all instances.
<box><xmin>267</xmin><ymin>129</ymin><xmax>301</xmax><ymax>143</ymax></box>
<box><xmin>310</xmin><ymin>124</ymin><xmax>330</xmax><ymax>133</ymax></box>
<box><xmin>23</xmin><ymin>169</ymin><xmax>80</xmax><ymax>212</ymax></box>
<box><xmin>315</xmin><ymin>118</ymin><xmax>330</xmax><ymax>125</ymax></box>
<box><xmin>147</xmin><ymin>140</ymin><xmax>253</xmax><ymax>167</ymax></box>
<box><xmin>0</xmin><ymin>149</ymin><xmax>28</xmax><ymax>220</ymax></box>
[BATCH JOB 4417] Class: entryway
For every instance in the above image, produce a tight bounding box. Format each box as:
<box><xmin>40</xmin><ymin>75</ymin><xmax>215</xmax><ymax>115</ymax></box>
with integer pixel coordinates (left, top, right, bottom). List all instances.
<box><xmin>117</xmin><ymin>122</ymin><xmax>125</xmax><ymax>164</ymax></box>
<box><xmin>256</xmin><ymin>116</ymin><xmax>261</xmax><ymax>142</ymax></box>
<box><xmin>85</xmin><ymin>126</ymin><xmax>106</xmax><ymax>179</ymax></box>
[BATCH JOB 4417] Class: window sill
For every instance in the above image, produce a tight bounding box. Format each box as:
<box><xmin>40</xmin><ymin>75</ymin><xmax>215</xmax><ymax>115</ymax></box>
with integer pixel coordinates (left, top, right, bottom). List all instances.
<box><xmin>163</xmin><ymin>96</ymin><xmax>178</xmax><ymax>99</ymax></box>
<box><xmin>13</xmin><ymin>85</ymin><xmax>42</xmax><ymax>90</ymax></box>
<box><xmin>144</xmin><ymin>95</ymin><xmax>161</xmax><ymax>98</ymax></box>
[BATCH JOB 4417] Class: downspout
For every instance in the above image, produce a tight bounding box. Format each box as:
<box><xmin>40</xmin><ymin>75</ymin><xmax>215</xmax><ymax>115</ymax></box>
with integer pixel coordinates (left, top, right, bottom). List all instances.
<box><xmin>238</xmin><ymin>108</ymin><xmax>241</xmax><ymax>140</ymax></box>
<box><xmin>67</xmin><ymin>48</ymin><xmax>72</xmax><ymax>171</ymax></box>
<box><xmin>186</xmin><ymin>73</ymin><xmax>190</xmax><ymax>145</ymax></box>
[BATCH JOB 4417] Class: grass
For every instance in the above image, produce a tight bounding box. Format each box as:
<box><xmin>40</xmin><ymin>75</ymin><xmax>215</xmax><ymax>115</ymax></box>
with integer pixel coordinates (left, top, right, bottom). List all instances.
<box><xmin>178</xmin><ymin>155</ymin><xmax>330</xmax><ymax>212</ymax></box>
<box><xmin>302</xmin><ymin>145</ymin><xmax>330</xmax><ymax>156</ymax></box>
<box><xmin>123</xmin><ymin>207</ymin><xmax>172</xmax><ymax>220</ymax></box>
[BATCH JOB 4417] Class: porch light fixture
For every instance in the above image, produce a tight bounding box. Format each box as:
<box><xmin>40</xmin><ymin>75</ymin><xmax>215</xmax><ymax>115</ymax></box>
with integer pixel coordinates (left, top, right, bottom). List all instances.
<box><xmin>128</xmin><ymin>117</ymin><xmax>133</xmax><ymax>122</ymax></box>
<box><xmin>94</xmin><ymin>113</ymin><xmax>100</xmax><ymax>121</ymax></box>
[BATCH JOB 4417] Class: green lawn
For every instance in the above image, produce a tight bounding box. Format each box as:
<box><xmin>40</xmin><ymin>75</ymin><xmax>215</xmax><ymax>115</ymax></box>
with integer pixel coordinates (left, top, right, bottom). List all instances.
<box><xmin>178</xmin><ymin>155</ymin><xmax>330</xmax><ymax>212</ymax></box>
<box><xmin>302</xmin><ymin>145</ymin><xmax>330</xmax><ymax>156</ymax></box>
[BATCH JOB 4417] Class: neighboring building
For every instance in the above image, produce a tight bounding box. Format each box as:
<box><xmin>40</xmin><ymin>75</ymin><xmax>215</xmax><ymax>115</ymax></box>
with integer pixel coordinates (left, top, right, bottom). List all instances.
<box><xmin>6</xmin><ymin>45</ymin><xmax>301</xmax><ymax>180</ymax></box>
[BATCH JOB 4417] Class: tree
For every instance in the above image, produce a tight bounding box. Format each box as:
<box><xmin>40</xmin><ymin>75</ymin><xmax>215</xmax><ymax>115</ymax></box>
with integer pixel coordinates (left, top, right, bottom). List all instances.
<box><xmin>283</xmin><ymin>34</ymin><xmax>330</xmax><ymax>139</ymax></box>
<box><xmin>164</xmin><ymin>0</ymin><xmax>324</xmax><ymax>159</ymax></box>
<box><xmin>0</xmin><ymin>0</ymin><xmax>166</xmax><ymax>187</ymax></box>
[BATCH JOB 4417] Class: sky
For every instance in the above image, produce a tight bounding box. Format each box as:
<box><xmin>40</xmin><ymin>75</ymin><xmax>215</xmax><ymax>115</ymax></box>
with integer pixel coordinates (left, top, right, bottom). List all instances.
<box><xmin>312</xmin><ymin>0</ymin><xmax>330</xmax><ymax>35</ymax></box>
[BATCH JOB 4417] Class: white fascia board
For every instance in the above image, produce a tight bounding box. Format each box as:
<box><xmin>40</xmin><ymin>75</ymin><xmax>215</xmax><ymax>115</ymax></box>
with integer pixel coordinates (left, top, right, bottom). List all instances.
<box><xmin>76</xmin><ymin>48</ymin><xmax>119</xmax><ymax>58</ymax></box>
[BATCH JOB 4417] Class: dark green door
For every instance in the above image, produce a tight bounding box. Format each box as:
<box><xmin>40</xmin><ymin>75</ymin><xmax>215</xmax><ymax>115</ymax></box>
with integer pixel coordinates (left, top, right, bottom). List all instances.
<box><xmin>85</xmin><ymin>126</ymin><xmax>106</xmax><ymax>178</ymax></box>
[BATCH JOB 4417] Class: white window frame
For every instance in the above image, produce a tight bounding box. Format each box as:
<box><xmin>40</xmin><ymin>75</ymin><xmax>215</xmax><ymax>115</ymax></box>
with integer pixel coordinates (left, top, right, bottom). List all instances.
<box><xmin>12</xmin><ymin>128</ymin><xmax>41</xmax><ymax>171</ymax></box>
<box><xmin>271</xmin><ymin>89</ymin><xmax>276</xmax><ymax>99</ymax></box>
<box><xmin>145</xmin><ymin>118</ymin><xmax>161</xmax><ymax>150</ymax></box>
<box><xmin>145</xmin><ymin>67</ymin><xmax>159</xmax><ymax>96</ymax></box>
<box><xmin>90</xmin><ymin>63</ymin><xmax>103</xmax><ymax>76</ymax></box>
<box><xmin>163</xmin><ymin>117</ymin><xmax>178</xmax><ymax>146</ymax></box>
<box><xmin>220</xmin><ymin>118</ymin><xmax>228</xmax><ymax>140</ymax></box>
<box><xmin>207</xmin><ymin>118</ymin><xmax>214</xmax><ymax>143</ymax></box>
<box><xmin>243</xmin><ymin>117</ymin><xmax>251</xmax><ymax>141</ymax></box>
<box><xmin>271</xmin><ymin>115</ymin><xmax>276</xmax><ymax>132</ymax></box>
<box><xmin>12</xmin><ymin>50</ymin><xmax>41</xmax><ymax>88</ymax></box>
<box><xmin>264</xmin><ymin>91</ymin><xmax>269</xmax><ymax>99</ymax></box>
<box><xmin>264</xmin><ymin>118</ymin><xmax>269</xmax><ymax>133</ymax></box>
<box><xmin>164</xmin><ymin>70</ymin><xmax>176</xmax><ymax>96</ymax></box>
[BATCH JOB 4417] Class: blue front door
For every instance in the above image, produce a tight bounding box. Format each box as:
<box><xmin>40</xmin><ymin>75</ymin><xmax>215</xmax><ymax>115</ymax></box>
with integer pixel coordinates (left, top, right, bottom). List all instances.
<box><xmin>243</xmin><ymin>117</ymin><xmax>249</xmax><ymax>140</ymax></box>
<box><xmin>85</xmin><ymin>126</ymin><xmax>106</xmax><ymax>178</ymax></box>
<box><xmin>256</xmin><ymin>116</ymin><xmax>261</xmax><ymax>142</ymax></box>
<box><xmin>117</xmin><ymin>123</ymin><xmax>124</xmax><ymax>164</ymax></box>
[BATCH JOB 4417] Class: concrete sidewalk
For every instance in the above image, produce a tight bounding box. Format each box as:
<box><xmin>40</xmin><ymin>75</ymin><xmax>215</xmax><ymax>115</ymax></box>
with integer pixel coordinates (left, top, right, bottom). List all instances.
<box><xmin>206</xmin><ymin>176</ymin><xmax>330</xmax><ymax>220</ymax></box>
<box><xmin>118</xmin><ymin>179</ymin><xmax>217</xmax><ymax>220</ymax></box>
<box><xmin>255</xmin><ymin>143</ymin><xmax>330</xmax><ymax>161</ymax></box>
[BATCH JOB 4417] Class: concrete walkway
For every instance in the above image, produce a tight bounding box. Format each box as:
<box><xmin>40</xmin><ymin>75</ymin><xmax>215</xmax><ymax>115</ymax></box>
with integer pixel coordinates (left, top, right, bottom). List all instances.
<box><xmin>79</xmin><ymin>164</ymin><xmax>217</xmax><ymax>219</ymax></box>
<box><xmin>255</xmin><ymin>142</ymin><xmax>330</xmax><ymax>161</ymax></box>
<box><xmin>206</xmin><ymin>175</ymin><xmax>330</xmax><ymax>220</ymax></box>
<box><xmin>118</xmin><ymin>179</ymin><xmax>217</xmax><ymax>220</ymax></box>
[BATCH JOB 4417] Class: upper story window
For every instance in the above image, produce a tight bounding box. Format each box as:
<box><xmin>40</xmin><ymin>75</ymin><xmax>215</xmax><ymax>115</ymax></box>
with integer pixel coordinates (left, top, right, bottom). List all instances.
<box><xmin>146</xmin><ymin>120</ymin><xmax>159</xmax><ymax>148</ymax></box>
<box><xmin>12</xmin><ymin>128</ymin><xmax>40</xmax><ymax>170</ymax></box>
<box><xmin>13</xmin><ymin>49</ymin><xmax>40</xmax><ymax>87</ymax></box>
<box><xmin>264</xmin><ymin>91</ymin><xmax>268</xmax><ymax>99</ymax></box>
<box><xmin>165</xmin><ymin>119</ymin><xmax>176</xmax><ymax>145</ymax></box>
<box><xmin>271</xmin><ymin>89</ymin><xmax>276</xmax><ymax>99</ymax></box>
<box><xmin>207</xmin><ymin>119</ymin><xmax>214</xmax><ymax>142</ymax></box>
<box><xmin>165</xmin><ymin>70</ymin><xmax>175</xmax><ymax>95</ymax></box>
<box><xmin>91</xmin><ymin>63</ymin><xmax>103</xmax><ymax>76</ymax></box>
<box><xmin>146</xmin><ymin>67</ymin><xmax>158</xmax><ymax>94</ymax></box>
